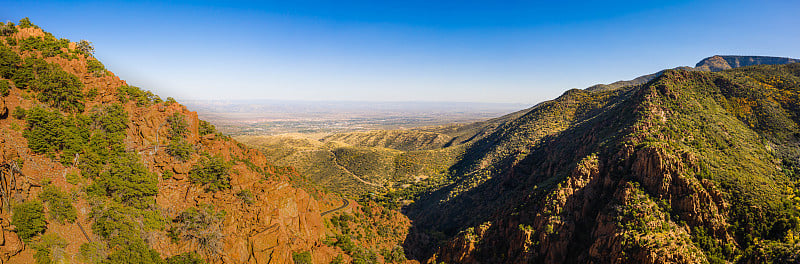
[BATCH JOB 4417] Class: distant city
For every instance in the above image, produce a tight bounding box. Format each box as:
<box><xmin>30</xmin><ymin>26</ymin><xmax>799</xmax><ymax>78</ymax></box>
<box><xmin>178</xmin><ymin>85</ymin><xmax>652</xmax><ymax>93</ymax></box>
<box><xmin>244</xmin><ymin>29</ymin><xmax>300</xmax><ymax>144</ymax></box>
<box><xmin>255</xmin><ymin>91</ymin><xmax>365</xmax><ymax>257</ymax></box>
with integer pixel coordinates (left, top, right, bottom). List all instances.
<box><xmin>183</xmin><ymin>99</ymin><xmax>528</xmax><ymax>135</ymax></box>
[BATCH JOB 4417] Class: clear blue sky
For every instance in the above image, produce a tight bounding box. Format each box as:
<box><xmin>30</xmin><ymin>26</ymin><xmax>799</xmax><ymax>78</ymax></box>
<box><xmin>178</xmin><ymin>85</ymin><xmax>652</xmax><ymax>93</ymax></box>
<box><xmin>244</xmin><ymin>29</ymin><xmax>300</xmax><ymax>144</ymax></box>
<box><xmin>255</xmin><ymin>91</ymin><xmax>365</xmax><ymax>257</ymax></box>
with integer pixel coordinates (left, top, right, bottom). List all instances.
<box><xmin>2</xmin><ymin>0</ymin><xmax>799</xmax><ymax>104</ymax></box>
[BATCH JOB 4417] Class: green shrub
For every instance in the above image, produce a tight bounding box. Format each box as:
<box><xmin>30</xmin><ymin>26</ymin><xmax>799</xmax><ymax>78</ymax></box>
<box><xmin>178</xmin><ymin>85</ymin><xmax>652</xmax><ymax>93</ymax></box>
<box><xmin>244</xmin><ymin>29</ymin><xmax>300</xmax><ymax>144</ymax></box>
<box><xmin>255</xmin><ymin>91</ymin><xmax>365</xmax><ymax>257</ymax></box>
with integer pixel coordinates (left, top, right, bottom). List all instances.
<box><xmin>0</xmin><ymin>45</ymin><xmax>18</xmax><ymax>79</ymax></box>
<box><xmin>101</xmin><ymin>239</ymin><xmax>165</xmax><ymax>264</ymax></box>
<box><xmin>11</xmin><ymin>106</ymin><xmax>25</xmax><ymax>119</ymax></box>
<box><xmin>23</xmin><ymin>106</ymin><xmax>67</xmax><ymax>154</ymax></box>
<box><xmin>198</xmin><ymin>120</ymin><xmax>216</xmax><ymax>136</ymax></box>
<box><xmin>32</xmin><ymin>233</ymin><xmax>68</xmax><ymax>264</ymax></box>
<box><xmin>168</xmin><ymin>113</ymin><xmax>189</xmax><ymax>139</ymax></box>
<box><xmin>167</xmin><ymin>137</ymin><xmax>193</xmax><ymax>161</ymax></box>
<box><xmin>21</xmin><ymin>106</ymin><xmax>92</xmax><ymax>163</ymax></box>
<box><xmin>76</xmin><ymin>40</ymin><xmax>94</xmax><ymax>56</ymax></box>
<box><xmin>66</xmin><ymin>171</ymin><xmax>83</xmax><ymax>185</ymax></box>
<box><xmin>92</xmin><ymin>153</ymin><xmax>158</xmax><ymax>208</ymax></box>
<box><xmin>165</xmin><ymin>97</ymin><xmax>177</xmax><ymax>106</ymax></box>
<box><xmin>19</xmin><ymin>34</ymin><xmax>68</xmax><ymax>57</ymax></box>
<box><xmin>189</xmin><ymin>154</ymin><xmax>231</xmax><ymax>192</ymax></box>
<box><xmin>381</xmin><ymin>245</ymin><xmax>407</xmax><ymax>263</ymax></box>
<box><xmin>18</xmin><ymin>17</ymin><xmax>36</xmax><ymax>29</ymax></box>
<box><xmin>5</xmin><ymin>36</ymin><xmax>17</xmax><ymax>46</ymax></box>
<box><xmin>166</xmin><ymin>252</ymin><xmax>205</xmax><ymax>264</ymax></box>
<box><xmin>12</xmin><ymin>57</ymin><xmax>84</xmax><ymax>111</ymax></box>
<box><xmin>168</xmin><ymin>205</ymin><xmax>225</xmax><ymax>257</ymax></box>
<box><xmin>80</xmin><ymin>242</ymin><xmax>107</xmax><ymax>264</ymax></box>
<box><xmin>236</xmin><ymin>189</ymin><xmax>254</xmax><ymax>205</ymax></box>
<box><xmin>86</xmin><ymin>87</ymin><xmax>98</xmax><ymax>99</ymax></box>
<box><xmin>0</xmin><ymin>22</ymin><xmax>18</xmax><ymax>36</ymax></box>
<box><xmin>39</xmin><ymin>184</ymin><xmax>77</xmax><ymax>223</ymax></box>
<box><xmin>34</xmin><ymin>63</ymin><xmax>84</xmax><ymax>112</ymax></box>
<box><xmin>11</xmin><ymin>200</ymin><xmax>47</xmax><ymax>240</ymax></box>
<box><xmin>0</xmin><ymin>79</ymin><xmax>9</xmax><ymax>96</ymax></box>
<box><xmin>87</xmin><ymin>59</ymin><xmax>105</xmax><ymax>76</ymax></box>
<box><xmin>292</xmin><ymin>251</ymin><xmax>313</xmax><ymax>264</ymax></box>
<box><xmin>117</xmin><ymin>85</ymin><xmax>160</xmax><ymax>106</ymax></box>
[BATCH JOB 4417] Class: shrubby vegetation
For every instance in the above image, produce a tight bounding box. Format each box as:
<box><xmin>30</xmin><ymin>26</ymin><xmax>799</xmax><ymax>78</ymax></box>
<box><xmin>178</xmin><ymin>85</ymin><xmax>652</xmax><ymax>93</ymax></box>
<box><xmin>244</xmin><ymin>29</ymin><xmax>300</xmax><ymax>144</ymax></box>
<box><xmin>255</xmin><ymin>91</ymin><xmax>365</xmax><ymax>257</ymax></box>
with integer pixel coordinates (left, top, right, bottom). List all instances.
<box><xmin>291</xmin><ymin>251</ymin><xmax>312</xmax><ymax>264</ymax></box>
<box><xmin>12</xmin><ymin>200</ymin><xmax>47</xmax><ymax>240</ymax></box>
<box><xmin>168</xmin><ymin>205</ymin><xmax>225</xmax><ymax>258</ymax></box>
<box><xmin>0</xmin><ymin>79</ymin><xmax>9</xmax><ymax>96</ymax></box>
<box><xmin>20</xmin><ymin>103</ymin><xmax>128</xmax><ymax>173</ymax></box>
<box><xmin>18</xmin><ymin>17</ymin><xmax>37</xmax><ymax>29</ymax></box>
<box><xmin>32</xmin><ymin>233</ymin><xmax>68</xmax><ymax>264</ymax></box>
<box><xmin>90</xmin><ymin>153</ymin><xmax>158</xmax><ymax>209</ymax></box>
<box><xmin>39</xmin><ymin>184</ymin><xmax>77</xmax><ymax>223</ymax></box>
<box><xmin>189</xmin><ymin>154</ymin><xmax>231</xmax><ymax>192</ymax></box>
<box><xmin>0</xmin><ymin>45</ymin><xmax>19</xmax><ymax>79</ymax></box>
<box><xmin>76</xmin><ymin>40</ymin><xmax>95</xmax><ymax>56</ymax></box>
<box><xmin>166</xmin><ymin>113</ymin><xmax>192</xmax><ymax>160</ymax></box>
<box><xmin>79</xmin><ymin>242</ymin><xmax>107</xmax><ymax>264</ymax></box>
<box><xmin>117</xmin><ymin>85</ymin><xmax>162</xmax><ymax>106</ymax></box>
<box><xmin>0</xmin><ymin>22</ymin><xmax>18</xmax><ymax>36</ymax></box>
<box><xmin>165</xmin><ymin>252</ymin><xmax>206</xmax><ymax>264</ymax></box>
<box><xmin>90</xmin><ymin>201</ymin><xmax>165</xmax><ymax>264</ymax></box>
<box><xmin>19</xmin><ymin>35</ymin><xmax>69</xmax><ymax>57</ymax></box>
<box><xmin>198</xmin><ymin>120</ymin><xmax>216</xmax><ymax>136</ymax></box>
<box><xmin>87</xmin><ymin>59</ymin><xmax>105</xmax><ymax>76</ymax></box>
<box><xmin>236</xmin><ymin>189</ymin><xmax>254</xmax><ymax>204</ymax></box>
<box><xmin>12</xmin><ymin>57</ymin><xmax>84</xmax><ymax>112</ymax></box>
<box><xmin>101</xmin><ymin>239</ymin><xmax>165</xmax><ymax>264</ymax></box>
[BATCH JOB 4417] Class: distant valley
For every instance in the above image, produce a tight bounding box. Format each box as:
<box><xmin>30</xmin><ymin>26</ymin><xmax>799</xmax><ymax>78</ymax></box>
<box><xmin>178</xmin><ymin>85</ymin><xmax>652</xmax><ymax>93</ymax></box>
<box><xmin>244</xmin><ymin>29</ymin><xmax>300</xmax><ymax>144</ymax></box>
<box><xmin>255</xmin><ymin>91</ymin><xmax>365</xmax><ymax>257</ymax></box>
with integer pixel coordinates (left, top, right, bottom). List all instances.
<box><xmin>184</xmin><ymin>100</ymin><xmax>528</xmax><ymax>136</ymax></box>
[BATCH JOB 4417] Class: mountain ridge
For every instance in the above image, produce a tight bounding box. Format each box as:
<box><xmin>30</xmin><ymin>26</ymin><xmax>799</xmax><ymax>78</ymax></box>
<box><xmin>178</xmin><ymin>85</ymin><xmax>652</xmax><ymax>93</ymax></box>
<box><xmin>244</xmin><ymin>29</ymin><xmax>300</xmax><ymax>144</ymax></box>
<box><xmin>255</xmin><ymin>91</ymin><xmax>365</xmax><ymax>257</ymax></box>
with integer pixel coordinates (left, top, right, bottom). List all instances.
<box><xmin>586</xmin><ymin>55</ymin><xmax>799</xmax><ymax>92</ymax></box>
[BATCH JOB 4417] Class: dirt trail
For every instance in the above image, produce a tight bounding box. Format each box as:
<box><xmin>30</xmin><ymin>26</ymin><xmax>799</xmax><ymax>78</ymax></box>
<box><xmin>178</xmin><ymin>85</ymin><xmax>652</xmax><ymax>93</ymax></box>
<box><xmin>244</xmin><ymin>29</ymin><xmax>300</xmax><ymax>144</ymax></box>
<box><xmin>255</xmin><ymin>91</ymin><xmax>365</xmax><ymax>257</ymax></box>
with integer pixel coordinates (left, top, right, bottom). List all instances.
<box><xmin>329</xmin><ymin>152</ymin><xmax>386</xmax><ymax>189</ymax></box>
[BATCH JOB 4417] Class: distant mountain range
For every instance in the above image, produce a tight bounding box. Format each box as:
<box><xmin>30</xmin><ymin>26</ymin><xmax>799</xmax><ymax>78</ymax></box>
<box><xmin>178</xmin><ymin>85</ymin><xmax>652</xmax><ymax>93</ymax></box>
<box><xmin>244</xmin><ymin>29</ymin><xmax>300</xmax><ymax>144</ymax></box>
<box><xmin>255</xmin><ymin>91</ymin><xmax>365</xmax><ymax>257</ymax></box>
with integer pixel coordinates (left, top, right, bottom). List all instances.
<box><xmin>586</xmin><ymin>55</ymin><xmax>799</xmax><ymax>92</ymax></box>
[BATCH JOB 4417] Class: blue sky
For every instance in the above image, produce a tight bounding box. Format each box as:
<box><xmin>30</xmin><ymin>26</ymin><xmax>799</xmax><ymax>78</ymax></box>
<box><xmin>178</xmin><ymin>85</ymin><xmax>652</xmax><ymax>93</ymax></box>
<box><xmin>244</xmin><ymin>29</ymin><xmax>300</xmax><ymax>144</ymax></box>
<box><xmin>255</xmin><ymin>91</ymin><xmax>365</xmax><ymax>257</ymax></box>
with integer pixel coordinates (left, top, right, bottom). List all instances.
<box><xmin>2</xmin><ymin>0</ymin><xmax>799</xmax><ymax>104</ymax></box>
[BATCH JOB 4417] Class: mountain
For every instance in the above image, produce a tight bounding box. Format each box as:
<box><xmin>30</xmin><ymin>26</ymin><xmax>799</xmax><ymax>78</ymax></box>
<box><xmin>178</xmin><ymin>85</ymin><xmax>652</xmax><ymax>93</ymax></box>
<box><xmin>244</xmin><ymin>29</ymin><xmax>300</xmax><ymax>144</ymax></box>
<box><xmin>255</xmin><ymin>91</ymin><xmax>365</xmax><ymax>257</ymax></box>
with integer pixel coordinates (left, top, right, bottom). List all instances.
<box><xmin>0</xmin><ymin>19</ymin><xmax>411</xmax><ymax>264</ymax></box>
<box><xmin>404</xmin><ymin>63</ymin><xmax>800</xmax><ymax>263</ymax></box>
<box><xmin>695</xmin><ymin>55</ymin><xmax>800</xmax><ymax>72</ymax></box>
<box><xmin>236</xmin><ymin>53</ymin><xmax>800</xmax><ymax>263</ymax></box>
<box><xmin>587</xmin><ymin>55</ymin><xmax>799</xmax><ymax>92</ymax></box>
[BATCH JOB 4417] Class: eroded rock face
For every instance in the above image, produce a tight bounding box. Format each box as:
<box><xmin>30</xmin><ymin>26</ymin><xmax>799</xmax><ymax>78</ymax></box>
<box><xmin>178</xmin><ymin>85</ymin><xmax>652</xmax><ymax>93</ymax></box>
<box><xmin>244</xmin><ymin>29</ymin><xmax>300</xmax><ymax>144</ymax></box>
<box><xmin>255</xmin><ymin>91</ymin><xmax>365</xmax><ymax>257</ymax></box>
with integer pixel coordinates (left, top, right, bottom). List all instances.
<box><xmin>0</xmin><ymin>223</ymin><xmax>24</xmax><ymax>263</ymax></box>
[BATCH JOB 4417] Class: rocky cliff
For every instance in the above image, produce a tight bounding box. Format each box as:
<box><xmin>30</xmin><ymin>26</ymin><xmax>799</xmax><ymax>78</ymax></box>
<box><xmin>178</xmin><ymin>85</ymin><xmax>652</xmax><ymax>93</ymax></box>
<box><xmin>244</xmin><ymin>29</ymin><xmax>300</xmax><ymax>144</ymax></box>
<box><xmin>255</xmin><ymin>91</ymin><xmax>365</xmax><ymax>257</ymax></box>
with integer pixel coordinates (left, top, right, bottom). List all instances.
<box><xmin>0</xmin><ymin>19</ymin><xmax>412</xmax><ymax>264</ymax></box>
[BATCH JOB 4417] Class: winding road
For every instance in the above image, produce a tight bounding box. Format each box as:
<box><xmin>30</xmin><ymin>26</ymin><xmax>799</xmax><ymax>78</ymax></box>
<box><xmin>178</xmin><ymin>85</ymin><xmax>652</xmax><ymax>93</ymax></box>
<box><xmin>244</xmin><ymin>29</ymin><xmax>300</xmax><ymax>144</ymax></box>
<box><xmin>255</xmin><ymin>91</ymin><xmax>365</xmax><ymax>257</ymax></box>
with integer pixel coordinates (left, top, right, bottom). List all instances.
<box><xmin>321</xmin><ymin>198</ymin><xmax>350</xmax><ymax>216</ymax></box>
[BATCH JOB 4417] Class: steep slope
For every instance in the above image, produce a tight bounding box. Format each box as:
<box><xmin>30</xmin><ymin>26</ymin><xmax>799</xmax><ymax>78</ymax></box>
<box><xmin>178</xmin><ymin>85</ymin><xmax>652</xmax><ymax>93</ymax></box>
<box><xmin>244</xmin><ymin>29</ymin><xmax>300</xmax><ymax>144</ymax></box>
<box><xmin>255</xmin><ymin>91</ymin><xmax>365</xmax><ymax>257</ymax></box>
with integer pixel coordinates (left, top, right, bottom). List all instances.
<box><xmin>0</xmin><ymin>19</ymin><xmax>411</xmax><ymax>264</ymax></box>
<box><xmin>407</xmin><ymin>64</ymin><xmax>800</xmax><ymax>263</ymax></box>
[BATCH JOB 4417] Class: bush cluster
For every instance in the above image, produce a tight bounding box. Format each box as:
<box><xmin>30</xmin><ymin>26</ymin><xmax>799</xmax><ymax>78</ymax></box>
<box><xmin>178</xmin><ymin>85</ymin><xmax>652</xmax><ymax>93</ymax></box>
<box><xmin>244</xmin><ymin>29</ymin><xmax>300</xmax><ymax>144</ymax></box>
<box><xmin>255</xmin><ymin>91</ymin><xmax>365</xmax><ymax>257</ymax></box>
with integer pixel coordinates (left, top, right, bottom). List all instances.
<box><xmin>165</xmin><ymin>252</ymin><xmax>205</xmax><ymax>264</ymax></box>
<box><xmin>166</xmin><ymin>113</ymin><xmax>192</xmax><ymax>160</ymax></box>
<box><xmin>19</xmin><ymin>35</ymin><xmax>69</xmax><ymax>57</ymax></box>
<box><xmin>291</xmin><ymin>251</ymin><xmax>312</xmax><ymax>264</ymax></box>
<box><xmin>168</xmin><ymin>205</ymin><xmax>225</xmax><ymax>257</ymax></box>
<box><xmin>0</xmin><ymin>22</ymin><xmax>18</xmax><ymax>36</ymax></box>
<box><xmin>87</xmin><ymin>59</ymin><xmax>105</xmax><ymax>76</ymax></box>
<box><xmin>39</xmin><ymin>184</ymin><xmax>77</xmax><ymax>223</ymax></box>
<box><xmin>91</xmin><ymin>153</ymin><xmax>158</xmax><ymax>209</ymax></box>
<box><xmin>188</xmin><ymin>154</ymin><xmax>231</xmax><ymax>192</ymax></box>
<box><xmin>198</xmin><ymin>120</ymin><xmax>216</xmax><ymax>136</ymax></box>
<box><xmin>12</xmin><ymin>200</ymin><xmax>47</xmax><ymax>240</ymax></box>
<box><xmin>12</xmin><ymin>57</ymin><xmax>84</xmax><ymax>112</ymax></box>
<box><xmin>0</xmin><ymin>79</ymin><xmax>9</xmax><ymax>96</ymax></box>
<box><xmin>117</xmin><ymin>85</ymin><xmax>161</xmax><ymax>106</ymax></box>
<box><xmin>32</xmin><ymin>233</ymin><xmax>68</xmax><ymax>264</ymax></box>
<box><xmin>21</xmin><ymin>104</ymin><xmax>128</xmax><ymax>173</ymax></box>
